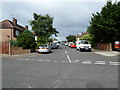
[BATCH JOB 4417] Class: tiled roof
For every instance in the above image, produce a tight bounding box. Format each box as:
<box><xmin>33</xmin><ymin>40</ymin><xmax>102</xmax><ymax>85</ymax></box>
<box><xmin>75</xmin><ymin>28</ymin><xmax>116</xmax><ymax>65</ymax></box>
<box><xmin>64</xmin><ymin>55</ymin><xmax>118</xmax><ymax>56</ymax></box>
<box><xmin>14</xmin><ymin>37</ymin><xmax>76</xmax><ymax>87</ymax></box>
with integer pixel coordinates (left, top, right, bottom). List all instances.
<box><xmin>0</xmin><ymin>19</ymin><xmax>25</xmax><ymax>31</ymax></box>
<box><xmin>75</xmin><ymin>35</ymin><xmax>82</xmax><ymax>38</ymax></box>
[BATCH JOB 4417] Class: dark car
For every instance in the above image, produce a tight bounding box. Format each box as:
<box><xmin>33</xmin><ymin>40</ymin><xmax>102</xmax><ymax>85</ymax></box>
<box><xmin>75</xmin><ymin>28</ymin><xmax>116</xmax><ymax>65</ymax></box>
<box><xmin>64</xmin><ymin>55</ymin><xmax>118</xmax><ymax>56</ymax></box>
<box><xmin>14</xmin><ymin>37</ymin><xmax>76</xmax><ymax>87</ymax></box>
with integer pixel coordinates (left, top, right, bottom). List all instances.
<box><xmin>51</xmin><ymin>43</ymin><xmax>58</xmax><ymax>49</ymax></box>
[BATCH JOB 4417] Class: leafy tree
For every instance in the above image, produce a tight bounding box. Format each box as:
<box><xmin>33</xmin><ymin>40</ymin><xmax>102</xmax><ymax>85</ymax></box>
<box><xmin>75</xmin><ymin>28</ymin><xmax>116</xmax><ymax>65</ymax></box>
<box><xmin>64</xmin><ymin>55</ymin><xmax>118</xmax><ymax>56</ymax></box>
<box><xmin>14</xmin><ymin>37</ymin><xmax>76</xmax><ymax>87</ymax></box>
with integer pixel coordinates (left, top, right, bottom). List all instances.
<box><xmin>88</xmin><ymin>1</ymin><xmax>120</xmax><ymax>43</ymax></box>
<box><xmin>66</xmin><ymin>35</ymin><xmax>76</xmax><ymax>43</ymax></box>
<box><xmin>9</xmin><ymin>39</ymin><xmax>18</xmax><ymax>46</ymax></box>
<box><xmin>30</xmin><ymin>13</ymin><xmax>59</xmax><ymax>45</ymax></box>
<box><xmin>17</xmin><ymin>30</ymin><xmax>36</xmax><ymax>49</ymax></box>
<box><xmin>80</xmin><ymin>33</ymin><xmax>92</xmax><ymax>40</ymax></box>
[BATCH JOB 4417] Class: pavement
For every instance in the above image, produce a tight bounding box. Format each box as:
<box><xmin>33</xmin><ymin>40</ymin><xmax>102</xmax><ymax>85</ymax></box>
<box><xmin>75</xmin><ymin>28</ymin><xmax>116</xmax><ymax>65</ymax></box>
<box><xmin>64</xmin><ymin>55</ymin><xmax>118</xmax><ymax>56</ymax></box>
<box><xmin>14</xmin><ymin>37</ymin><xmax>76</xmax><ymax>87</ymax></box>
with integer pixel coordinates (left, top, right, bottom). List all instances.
<box><xmin>93</xmin><ymin>49</ymin><xmax>119</xmax><ymax>57</ymax></box>
<box><xmin>2</xmin><ymin>45</ymin><xmax>120</xmax><ymax>88</ymax></box>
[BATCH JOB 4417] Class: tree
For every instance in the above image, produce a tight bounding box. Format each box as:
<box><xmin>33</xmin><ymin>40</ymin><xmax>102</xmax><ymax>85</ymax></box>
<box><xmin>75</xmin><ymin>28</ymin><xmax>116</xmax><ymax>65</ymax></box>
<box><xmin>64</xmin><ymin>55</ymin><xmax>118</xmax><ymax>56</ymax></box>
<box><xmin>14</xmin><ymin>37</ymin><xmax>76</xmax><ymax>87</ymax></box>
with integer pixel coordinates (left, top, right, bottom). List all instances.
<box><xmin>88</xmin><ymin>1</ymin><xmax>120</xmax><ymax>43</ymax></box>
<box><xmin>30</xmin><ymin>13</ymin><xmax>59</xmax><ymax>45</ymax></box>
<box><xmin>66</xmin><ymin>35</ymin><xmax>76</xmax><ymax>43</ymax></box>
<box><xmin>17</xmin><ymin>30</ymin><xmax>36</xmax><ymax>49</ymax></box>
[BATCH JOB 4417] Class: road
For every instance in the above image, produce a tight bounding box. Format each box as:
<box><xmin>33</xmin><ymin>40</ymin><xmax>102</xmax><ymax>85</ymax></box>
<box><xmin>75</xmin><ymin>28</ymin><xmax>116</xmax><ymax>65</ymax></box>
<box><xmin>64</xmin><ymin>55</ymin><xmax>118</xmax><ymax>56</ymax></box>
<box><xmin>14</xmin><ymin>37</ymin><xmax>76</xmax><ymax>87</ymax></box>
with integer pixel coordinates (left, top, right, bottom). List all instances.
<box><xmin>2</xmin><ymin>45</ymin><xmax>119</xmax><ymax>88</ymax></box>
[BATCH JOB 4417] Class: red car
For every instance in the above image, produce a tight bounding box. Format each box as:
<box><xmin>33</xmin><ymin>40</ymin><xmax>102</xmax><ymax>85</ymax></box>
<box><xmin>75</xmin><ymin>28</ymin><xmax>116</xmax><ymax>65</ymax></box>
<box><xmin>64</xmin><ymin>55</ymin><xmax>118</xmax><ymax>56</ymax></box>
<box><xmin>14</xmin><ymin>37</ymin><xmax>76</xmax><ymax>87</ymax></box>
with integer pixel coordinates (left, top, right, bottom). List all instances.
<box><xmin>70</xmin><ymin>43</ymin><xmax>76</xmax><ymax>48</ymax></box>
<box><xmin>114</xmin><ymin>40</ymin><xmax>120</xmax><ymax>51</ymax></box>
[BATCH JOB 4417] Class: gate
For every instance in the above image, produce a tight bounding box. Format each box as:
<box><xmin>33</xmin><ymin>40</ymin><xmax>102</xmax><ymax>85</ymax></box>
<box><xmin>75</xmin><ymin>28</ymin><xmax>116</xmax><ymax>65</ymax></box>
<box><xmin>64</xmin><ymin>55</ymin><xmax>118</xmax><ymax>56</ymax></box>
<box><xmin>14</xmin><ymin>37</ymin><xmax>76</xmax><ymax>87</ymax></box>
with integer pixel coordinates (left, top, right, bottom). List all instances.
<box><xmin>0</xmin><ymin>42</ymin><xmax>10</xmax><ymax>54</ymax></box>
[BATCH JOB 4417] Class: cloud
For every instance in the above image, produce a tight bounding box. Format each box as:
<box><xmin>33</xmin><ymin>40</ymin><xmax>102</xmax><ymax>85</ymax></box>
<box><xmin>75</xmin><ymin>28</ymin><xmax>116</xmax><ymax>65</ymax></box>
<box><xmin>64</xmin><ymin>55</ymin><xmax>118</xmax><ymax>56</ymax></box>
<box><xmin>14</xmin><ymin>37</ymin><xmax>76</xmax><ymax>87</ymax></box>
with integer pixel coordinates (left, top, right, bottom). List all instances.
<box><xmin>1</xmin><ymin>1</ymin><xmax>106</xmax><ymax>41</ymax></box>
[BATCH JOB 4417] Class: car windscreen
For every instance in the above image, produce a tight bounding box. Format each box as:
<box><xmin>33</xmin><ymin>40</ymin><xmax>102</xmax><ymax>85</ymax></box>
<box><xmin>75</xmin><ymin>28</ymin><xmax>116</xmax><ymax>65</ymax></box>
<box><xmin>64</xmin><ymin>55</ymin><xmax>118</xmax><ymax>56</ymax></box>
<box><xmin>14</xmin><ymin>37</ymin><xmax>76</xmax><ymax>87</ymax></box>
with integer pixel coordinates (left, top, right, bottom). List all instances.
<box><xmin>39</xmin><ymin>45</ymin><xmax>47</xmax><ymax>47</ymax></box>
<box><xmin>80</xmin><ymin>40</ymin><xmax>89</xmax><ymax>44</ymax></box>
<box><xmin>115</xmin><ymin>41</ymin><xmax>120</xmax><ymax>44</ymax></box>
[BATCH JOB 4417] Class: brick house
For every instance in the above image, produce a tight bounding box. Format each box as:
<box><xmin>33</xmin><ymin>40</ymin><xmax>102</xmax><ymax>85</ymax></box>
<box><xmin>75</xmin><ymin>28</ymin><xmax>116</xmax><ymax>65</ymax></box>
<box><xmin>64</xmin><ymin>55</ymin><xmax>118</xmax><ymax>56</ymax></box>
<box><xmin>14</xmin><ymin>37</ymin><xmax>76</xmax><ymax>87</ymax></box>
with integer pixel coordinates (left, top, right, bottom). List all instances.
<box><xmin>0</xmin><ymin>18</ymin><xmax>28</xmax><ymax>54</ymax></box>
<box><xmin>0</xmin><ymin>18</ymin><xmax>28</xmax><ymax>42</ymax></box>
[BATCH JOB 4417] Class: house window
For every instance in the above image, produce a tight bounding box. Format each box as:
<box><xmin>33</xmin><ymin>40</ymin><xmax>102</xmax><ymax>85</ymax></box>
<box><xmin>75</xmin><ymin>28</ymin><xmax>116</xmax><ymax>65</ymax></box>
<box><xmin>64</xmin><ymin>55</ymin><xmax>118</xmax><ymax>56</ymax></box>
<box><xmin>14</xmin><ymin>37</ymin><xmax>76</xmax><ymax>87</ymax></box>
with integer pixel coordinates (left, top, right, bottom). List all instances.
<box><xmin>15</xmin><ymin>30</ymin><xmax>20</xmax><ymax>36</ymax></box>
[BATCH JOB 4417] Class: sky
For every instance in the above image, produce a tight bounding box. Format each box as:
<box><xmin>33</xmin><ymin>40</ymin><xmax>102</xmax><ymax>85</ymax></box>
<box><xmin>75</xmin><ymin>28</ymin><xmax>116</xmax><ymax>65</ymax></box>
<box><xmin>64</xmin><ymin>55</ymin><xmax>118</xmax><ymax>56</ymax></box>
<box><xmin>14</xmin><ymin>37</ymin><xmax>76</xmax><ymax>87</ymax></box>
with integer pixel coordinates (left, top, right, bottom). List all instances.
<box><xmin>1</xmin><ymin>0</ymin><xmax>117</xmax><ymax>41</ymax></box>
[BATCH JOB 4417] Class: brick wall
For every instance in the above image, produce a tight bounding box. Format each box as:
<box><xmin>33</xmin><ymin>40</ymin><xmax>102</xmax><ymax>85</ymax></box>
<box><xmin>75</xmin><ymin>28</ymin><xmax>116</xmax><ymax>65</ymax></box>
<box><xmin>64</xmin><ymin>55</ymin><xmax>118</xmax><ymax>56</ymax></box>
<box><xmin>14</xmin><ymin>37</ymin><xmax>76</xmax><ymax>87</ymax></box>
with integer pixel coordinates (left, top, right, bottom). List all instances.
<box><xmin>11</xmin><ymin>46</ymin><xmax>30</xmax><ymax>55</ymax></box>
<box><xmin>96</xmin><ymin>43</ymin><xmax>112</xmax><ymax>51</ymax></box>
<box><xmin>0</xmin><ymin>29</ymin><xmax>16</xmax><ymax>42</ymax></box>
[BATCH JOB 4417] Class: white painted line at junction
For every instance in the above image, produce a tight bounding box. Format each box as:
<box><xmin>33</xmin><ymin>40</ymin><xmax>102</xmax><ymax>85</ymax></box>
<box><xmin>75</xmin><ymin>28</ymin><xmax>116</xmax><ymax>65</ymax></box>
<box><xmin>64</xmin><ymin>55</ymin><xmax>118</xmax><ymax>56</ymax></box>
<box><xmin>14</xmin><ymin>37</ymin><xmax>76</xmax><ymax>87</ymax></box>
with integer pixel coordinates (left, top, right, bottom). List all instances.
<box><xmin>27</xmin><ymin>86</ymin><xmax>31</xmax><ymax>88</ymax></box>
<box><xmin>20</xmin><ymin>59</ymin><xmax>24</xmax><ymax>60</ymax></box>
<box><xmin>67</xmin><ymin>55</ymin><xmax>71</xmax><ymax>62</ymax></box>
<box><xmin>38</xmin><ymin>60</ymin><xmax>43</xmax><ymax>61</ymax></box>
<box><xmin>25</xmin><ymin>59</ymin><xmax>29</xmax><ymax>60</ymax></box>
<box><xmin>65</xmin><ymin>51</ymin><xmax>67</xmax><ymax>54</ymax></box>
<box><xmin>45</xmin><ymin>60</ymin><xmax>51</xmax><ymax>62</ymax></box>
<box><xmin>61</xmin><ymin>61</ymin><xmax>67</xmax><ymax>62</ymax></box>
<box><xmin>109</xmin><ymin>62</ymin><xmax>120</xmax><ymax>65</ymax></box>
<box><xmin>95</xmin><ymin>61</ymin><xmax>105</xmax><ymax>65</ymax></box>
<box><xmin>74</xmin><ymin>60</ymin><xmax>80</xmax><ymax>63</ymax></box>
<box><xmin>82</xmin><ymin>61</ymin><xmax>91</xmax><ymax>64</ymax></box>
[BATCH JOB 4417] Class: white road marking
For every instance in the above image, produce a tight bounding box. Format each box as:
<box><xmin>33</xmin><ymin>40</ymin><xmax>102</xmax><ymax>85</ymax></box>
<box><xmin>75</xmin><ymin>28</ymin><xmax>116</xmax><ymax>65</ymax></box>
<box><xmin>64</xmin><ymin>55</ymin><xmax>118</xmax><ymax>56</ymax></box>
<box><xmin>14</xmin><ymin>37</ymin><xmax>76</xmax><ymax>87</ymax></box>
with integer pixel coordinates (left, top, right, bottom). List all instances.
<box><xmin>67</xmin><ymin>55</ymin><xmax>71</xmax><ymax>62</ymax></box>
<box><xmin>38</xmin><ymin>60</ymin><xmax>43</xmax><ymax>61</ymax></box>
<box><xmin>61</xmin><ymin>61</ymin><xmax>67</xmax><ymax>62</ymax></box>
<box><xmin>45</xmin><ymin>60</ymin><xmax>51</xmax><ymax>62</ymax></box>
<box><xmin>65</xmin><ymin>51</ymin><xmax>67</xmax><ymax>54</ymax></box>
<box><xmin>27</xmin><ymin>86</ymin><xmax>31</xmax><ymax>88</ymax></box>
<box><xmin>73</xmin><ymin>60</ymin><xmax>80</xmax><ymax>63</ymax></box>
<box><xmin>82</xmin><ymin>60</ymin><xmax>91</xmax><ymax>64</ymax></box>
<box><xmin>109</xmin><ymin>62</ymin><xmax>120</xmax><ymax>65</ymax></box>
<box><xmin>25</xmin><ymin>59</ymin><xmax>29</xmax><ymax>60</ymax></box>
<box><xmin>95</xmin><ymin>61</ymin><xmax>105</xmax><ymax>65</ymax></box>
<box><xmin>20</xmin><ymin>59</ymin><xmax>24</xmax><ymax>60</ymax></box>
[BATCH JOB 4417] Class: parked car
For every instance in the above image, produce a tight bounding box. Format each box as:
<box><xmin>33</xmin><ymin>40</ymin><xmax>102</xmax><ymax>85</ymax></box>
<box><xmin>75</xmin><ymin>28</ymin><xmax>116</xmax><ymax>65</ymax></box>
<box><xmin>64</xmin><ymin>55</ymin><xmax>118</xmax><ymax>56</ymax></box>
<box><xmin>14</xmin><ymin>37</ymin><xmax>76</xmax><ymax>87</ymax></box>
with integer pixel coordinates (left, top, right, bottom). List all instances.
<box><xmin>64</xmin><ymin>42</ymin><xmax>68</xmax><ymax>46</ymax></box>
<box><xmin>70</xmin><ymin>43</ymin><xmax>76</xmax><ymax>48</ymax></box>
<box><xmin>61</xmin><ymin>42</ymin><xmax>65</xmax><ymax>45</ymax></box>
<box><xmin>56</xmin><ymin>43</ymin><xmax>59</xmax><ymax>47</ymax></box>
<box><xmin>68</xmin><ymin>42</ymin><xmax>74</xmax><ymax>47</ymax></box>
<box><xmin>76</xmin><ymin>40</ymin><xmax>91</xmax><ymax>52</ymax></box>
<box><xmin>38</xmin><ymin>44</ymin><xmax>51</xmax><ymax>53</ymax></box>
<box><xmin>51</xmin><ymin>43</ymin><xmax>58</xmax><ymax>49</ymax></box>
<box><xmin>114</xmin><ymin>40</ymin><xmax>120</xmax><ymax>51</ymax></box>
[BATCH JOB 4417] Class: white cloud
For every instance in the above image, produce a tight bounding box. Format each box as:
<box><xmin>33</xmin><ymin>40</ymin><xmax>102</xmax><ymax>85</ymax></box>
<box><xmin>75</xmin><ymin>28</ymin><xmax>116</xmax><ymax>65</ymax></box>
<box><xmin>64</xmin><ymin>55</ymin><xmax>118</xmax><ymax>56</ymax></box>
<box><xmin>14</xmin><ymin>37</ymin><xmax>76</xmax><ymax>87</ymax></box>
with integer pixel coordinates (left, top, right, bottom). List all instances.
<box><xmin>1</xmin><ymin>1</ymin><xmax>110</xmax><ymax>41</ymax></box>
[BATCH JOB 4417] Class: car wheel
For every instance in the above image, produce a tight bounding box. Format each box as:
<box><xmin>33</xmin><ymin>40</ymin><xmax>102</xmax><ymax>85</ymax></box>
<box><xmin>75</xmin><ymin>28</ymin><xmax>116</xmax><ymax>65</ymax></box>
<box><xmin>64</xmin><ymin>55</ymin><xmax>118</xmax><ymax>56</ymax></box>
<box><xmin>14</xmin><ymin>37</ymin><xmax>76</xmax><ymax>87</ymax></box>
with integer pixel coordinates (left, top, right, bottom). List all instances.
<box><xmin>89</xmin><ymin>49</ymin><xmax>91</xmax><ymax>52</ymax></box>
<box><xmin>79</xmin><ymin>48</ymin><xmax>82</xmax><ymax>52</ymax></box>
<box><xmin>38</xmin><ymin>52</ymin><xmax>41</xmax><ymax>54</ymax></box>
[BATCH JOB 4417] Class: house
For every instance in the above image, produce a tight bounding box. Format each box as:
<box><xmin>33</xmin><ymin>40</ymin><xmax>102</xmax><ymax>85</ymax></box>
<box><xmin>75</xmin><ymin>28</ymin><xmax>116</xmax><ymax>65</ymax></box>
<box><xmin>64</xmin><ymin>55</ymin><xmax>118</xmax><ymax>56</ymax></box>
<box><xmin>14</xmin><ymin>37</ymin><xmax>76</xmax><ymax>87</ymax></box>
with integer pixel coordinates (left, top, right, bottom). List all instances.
<box><xmin>0</xmin><ymin>18</ymin><xmax>28</xmax><ymax>42</ymax></box>
<box><xmin>0</xmin><ymin>18</ymin><xmax>28</xmax><ymax>54</ymax></box>
<box><xmin>75</xmin><ymin>35</ymin><xmax>82</xmax><ymax>41</ymax></box>
<box><xmin>75</xmin><ymin>32</ymin><xmax>89</xmax><ymax>41</ymax></box>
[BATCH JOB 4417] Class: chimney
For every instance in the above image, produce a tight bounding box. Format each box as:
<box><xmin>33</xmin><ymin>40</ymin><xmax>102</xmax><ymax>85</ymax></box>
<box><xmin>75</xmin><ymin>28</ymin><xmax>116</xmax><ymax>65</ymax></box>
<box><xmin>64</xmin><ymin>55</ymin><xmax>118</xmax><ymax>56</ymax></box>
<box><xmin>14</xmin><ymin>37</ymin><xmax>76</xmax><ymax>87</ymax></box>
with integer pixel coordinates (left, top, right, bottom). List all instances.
<box><xmin>13</xmin><ymin>17</ymin><xmax>17</xmax><ymax>25</ymax></box>
<box><xmin>25</xmin><ymin>25</ymin><xmax>28</xmax><ymax>30</ymax></box>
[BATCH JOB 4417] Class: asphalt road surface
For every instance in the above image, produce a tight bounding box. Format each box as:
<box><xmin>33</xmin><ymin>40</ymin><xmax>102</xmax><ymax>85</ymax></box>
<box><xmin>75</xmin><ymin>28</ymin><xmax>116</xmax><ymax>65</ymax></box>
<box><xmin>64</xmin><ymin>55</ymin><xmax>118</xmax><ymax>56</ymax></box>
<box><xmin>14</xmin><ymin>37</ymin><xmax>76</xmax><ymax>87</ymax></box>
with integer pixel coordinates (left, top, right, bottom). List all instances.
<box><xmin>2</xmin><ymin>45</ymin><xmax>119</xmax><ymax>89</ymax></box>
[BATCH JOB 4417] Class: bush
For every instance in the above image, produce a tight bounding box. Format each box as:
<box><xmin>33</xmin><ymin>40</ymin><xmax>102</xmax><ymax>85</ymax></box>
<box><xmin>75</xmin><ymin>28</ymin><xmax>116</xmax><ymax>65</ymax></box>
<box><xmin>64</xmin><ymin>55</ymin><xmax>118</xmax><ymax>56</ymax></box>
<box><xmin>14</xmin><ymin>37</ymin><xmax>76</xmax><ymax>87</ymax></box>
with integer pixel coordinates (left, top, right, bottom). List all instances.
<box><xmin>17</xmin><ymin>30</ymin><xmax>36</xmax><ymax>49</ymax></box>
<box><xmin>9</xmin><ymin>40</ymin><xmax>18</xmax><ymax>46</ymax></box>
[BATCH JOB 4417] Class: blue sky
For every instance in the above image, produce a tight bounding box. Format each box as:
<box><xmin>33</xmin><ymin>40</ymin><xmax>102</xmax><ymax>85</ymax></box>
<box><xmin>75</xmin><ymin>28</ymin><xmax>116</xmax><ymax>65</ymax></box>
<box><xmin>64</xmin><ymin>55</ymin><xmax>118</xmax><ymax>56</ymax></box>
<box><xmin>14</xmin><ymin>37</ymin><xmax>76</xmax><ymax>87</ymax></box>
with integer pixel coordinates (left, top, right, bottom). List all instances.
<box><xmin>1</xmin><ymin>0</ymin><xmax>113</xmax><ymax>41</ymax></box>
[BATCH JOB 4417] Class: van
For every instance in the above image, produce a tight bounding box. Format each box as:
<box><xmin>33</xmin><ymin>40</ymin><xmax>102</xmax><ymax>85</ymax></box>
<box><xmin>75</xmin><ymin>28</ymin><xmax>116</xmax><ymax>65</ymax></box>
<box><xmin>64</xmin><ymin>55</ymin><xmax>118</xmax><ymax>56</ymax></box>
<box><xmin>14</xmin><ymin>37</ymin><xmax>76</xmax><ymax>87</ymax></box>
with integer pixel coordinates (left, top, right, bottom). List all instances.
<box><xmin>76</xmin><ymin>40</ymin><xmax>91</xmax><ymax>52</ymax></box>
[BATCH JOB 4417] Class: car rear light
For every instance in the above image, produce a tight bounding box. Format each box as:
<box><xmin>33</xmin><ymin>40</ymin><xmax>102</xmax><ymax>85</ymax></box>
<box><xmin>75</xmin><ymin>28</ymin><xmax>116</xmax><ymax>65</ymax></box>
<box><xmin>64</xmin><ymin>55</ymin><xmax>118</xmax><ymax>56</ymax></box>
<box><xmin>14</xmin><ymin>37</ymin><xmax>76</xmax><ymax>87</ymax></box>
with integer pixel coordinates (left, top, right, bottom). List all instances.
<box><xmin>46</xmin><ymin>48</ymin><xmax>49</xmax><ymax>49</ymax></box>
<box><xmin>38</xmin><ymin>48</ymin><xmax>40</xmax><ymax>49</ymax></box>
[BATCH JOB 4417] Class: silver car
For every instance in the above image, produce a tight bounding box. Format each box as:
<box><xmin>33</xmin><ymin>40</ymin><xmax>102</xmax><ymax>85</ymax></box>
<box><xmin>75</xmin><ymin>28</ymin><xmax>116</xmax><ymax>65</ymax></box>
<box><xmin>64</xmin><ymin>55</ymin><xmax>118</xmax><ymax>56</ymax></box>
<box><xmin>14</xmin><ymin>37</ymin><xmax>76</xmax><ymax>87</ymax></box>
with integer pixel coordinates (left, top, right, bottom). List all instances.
<box><xmin>38</xmin><ymin>44</ymin><xmax>51</xmax><ymax>53</ymax></box>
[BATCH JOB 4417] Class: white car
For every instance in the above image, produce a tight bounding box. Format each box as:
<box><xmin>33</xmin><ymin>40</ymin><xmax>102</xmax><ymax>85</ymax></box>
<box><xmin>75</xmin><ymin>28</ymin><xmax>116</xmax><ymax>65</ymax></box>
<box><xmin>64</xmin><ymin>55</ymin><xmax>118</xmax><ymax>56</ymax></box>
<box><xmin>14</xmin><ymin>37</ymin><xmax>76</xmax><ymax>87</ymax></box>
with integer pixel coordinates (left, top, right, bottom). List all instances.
<box><xmin>68</xmin><ymin>42</ymin><xmax>73</xmax><ymax>47</ymax></box>
<box><xmin>76</xmin><ymin>40</ymin><xmax>91</xmax><ymax>52</ymax></box>
<box><xmin>64</xmin><ymin>43</ymin><xmax>68</xmax><ymax>46</ymax></box>
<box><xmin>38</xmin><ymin>44</ymin><xmax>51</xmax><ymax>53</ymax></box>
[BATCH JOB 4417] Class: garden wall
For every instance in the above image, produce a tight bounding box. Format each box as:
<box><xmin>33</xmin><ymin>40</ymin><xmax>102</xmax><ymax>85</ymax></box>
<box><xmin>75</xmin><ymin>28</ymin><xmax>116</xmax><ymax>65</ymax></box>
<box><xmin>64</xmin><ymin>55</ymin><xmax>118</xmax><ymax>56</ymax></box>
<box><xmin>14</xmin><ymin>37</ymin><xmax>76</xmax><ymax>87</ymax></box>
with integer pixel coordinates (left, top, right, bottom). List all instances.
<box><xmin>11</xmin><ymin>46</ymin><xmax>30</xmax><ymax>55</ymax></box>
<box><xmin>96</xmin><ymin>43</ymin><xmax>112</xmax><ymax>51</ymax></box>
